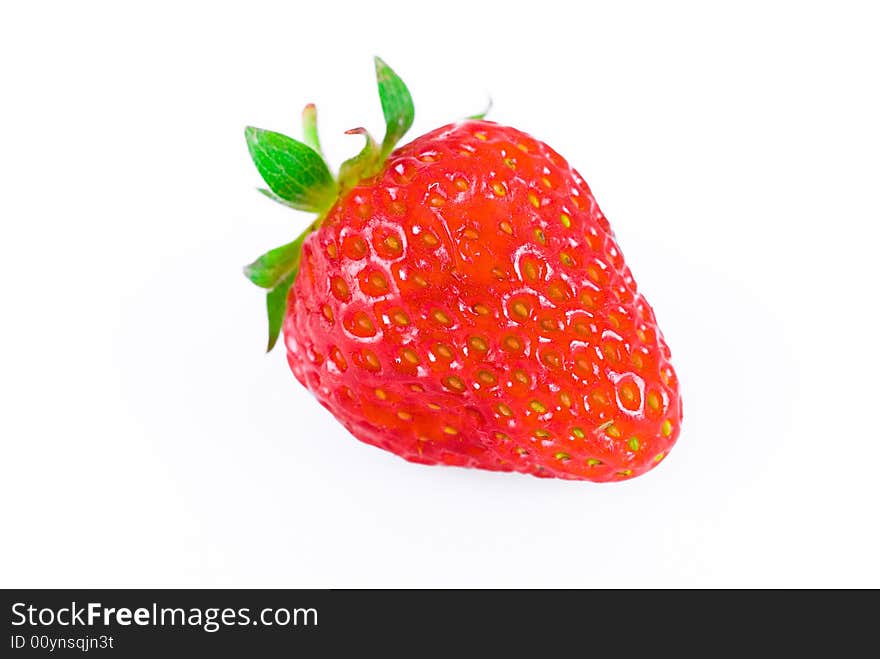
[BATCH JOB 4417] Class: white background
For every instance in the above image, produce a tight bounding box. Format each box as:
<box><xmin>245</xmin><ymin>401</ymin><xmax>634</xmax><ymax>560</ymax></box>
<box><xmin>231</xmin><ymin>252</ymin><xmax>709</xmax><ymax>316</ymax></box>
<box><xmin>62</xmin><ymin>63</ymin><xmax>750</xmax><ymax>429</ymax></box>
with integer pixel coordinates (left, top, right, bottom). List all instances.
<box><xmin>2</xmin><ymin>1</ymin><xmax>878</xmax><ymax>587</ymax></box>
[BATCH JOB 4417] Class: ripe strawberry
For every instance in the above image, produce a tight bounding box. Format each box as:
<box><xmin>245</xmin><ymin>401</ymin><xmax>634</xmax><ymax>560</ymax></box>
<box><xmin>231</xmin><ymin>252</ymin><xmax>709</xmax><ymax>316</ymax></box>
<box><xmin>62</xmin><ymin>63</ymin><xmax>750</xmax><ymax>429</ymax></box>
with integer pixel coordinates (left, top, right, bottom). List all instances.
<box><xmin>244</xmin><ymin>58</ymin><xmax>682</xmax><ymax>482</ymax></box>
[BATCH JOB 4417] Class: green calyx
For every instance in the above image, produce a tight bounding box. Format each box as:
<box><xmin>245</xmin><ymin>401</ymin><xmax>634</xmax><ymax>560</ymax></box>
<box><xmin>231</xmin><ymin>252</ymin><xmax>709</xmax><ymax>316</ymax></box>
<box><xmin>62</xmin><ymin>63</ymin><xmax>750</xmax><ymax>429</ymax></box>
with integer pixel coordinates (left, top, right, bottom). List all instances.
<box><xmin>243</xmin><ymin>57</ymin><xmax>414</xmax><ymax>351</ymax></box>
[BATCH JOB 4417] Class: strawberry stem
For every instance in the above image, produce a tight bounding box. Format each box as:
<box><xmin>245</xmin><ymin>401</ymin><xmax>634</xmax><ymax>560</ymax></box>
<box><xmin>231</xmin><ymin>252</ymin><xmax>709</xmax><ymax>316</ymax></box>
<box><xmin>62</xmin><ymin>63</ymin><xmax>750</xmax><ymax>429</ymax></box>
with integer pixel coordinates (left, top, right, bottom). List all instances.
<box><xmin>244</xmin><ymin>57</ymin><xmax>416</xmax><ymax>352</ymax></box>
<box><xmin>301</xmin><ymin>103</ymin><xmax>324</xmax><ymax>159</ymax></box>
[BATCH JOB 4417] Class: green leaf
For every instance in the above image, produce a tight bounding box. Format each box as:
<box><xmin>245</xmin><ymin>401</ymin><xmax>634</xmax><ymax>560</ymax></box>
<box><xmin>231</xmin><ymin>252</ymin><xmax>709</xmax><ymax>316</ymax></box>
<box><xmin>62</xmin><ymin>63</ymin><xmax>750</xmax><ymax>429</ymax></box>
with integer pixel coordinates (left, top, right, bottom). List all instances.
<box><xmin>338</xmin><ymin>128</ymin><xmax>381</xmax><ymax>192</ymax></box>
<box><xmin>374</xmin><ymin>57</ymin><xmax>414</xmax><ymax>158</ymax></box>
<box><xmin>467</xmin><ymin>97</ymin><xmax>493</xmax><ymax>120</ymax></box>
<box><xmin>244</xmin><ymin>126</ymin><xmax>336</xmax><ymax>213</ymax></box>
<box><xmin>256</xmin><ymin>187</ymin><xmax>310</xmax><ymax>211</ymax></box>
<box><xmin>243</xmin><ymin>236</ymin><xmax>306</xmax><ymax>289</ymax></box>
<box><xmin>243</xmin><ymin>220</ymin><xmax>319</xmax><ymax>352</ymax></box>
<box><xmin>265</xmin><ymin>269</ymin><xmax>296</xmax><ymax>352</ymax></box>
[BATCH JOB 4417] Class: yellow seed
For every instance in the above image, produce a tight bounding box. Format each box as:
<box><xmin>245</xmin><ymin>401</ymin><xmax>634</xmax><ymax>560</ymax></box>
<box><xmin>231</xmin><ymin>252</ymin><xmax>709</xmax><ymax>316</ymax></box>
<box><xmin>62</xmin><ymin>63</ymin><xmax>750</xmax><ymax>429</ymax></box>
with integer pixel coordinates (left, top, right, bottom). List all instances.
<box><xmin>432</xmin><ymin>310</ymin><xmax>451</xmax><ymax>325</ymax></box>
<box><xmin>511</xmin><ymin>301</ymin><xmax>529</xmax><ymax>318</ymax></box>
<box><xmin>475</xmin><ymin>132</ymin><xmax>488</xmax><ymax>141</ymax></box>
<box><xmin>555</xmin><ymin>452</ymin><xmax>571</xmax><ymax>461</ymax></box>
<box><xmin>591</xmin><ymin>391</ymin><xmax>610</xmax><ymax>406</ymax></box>
<box><xmin>587</xmin><ymin>458</ymin><xmax>603</xmax><ymax>467</ymax></box>
<box><xmin>541</xmin><ymin>177</ymin><xmax>553</xmax><ymax>188</ymax></box>
<box><xmin>528</xmin><ymin>192</ymin><xmax>540</xmax><ymax>208</ymax></box>
<box><xmin>637</xmin><ymin>329</ymin><xmax>647</xmax><ymax>342</ymax></box>
<box><xmin>492</xmin><ymin>182</ymin><xmax>506</xmax><ymax>196</ymax></box>
<box><xmin>654</xmin><ymin>452</ymin><xmax>666</xmax><ymax>463</ymax></box>
<box><xmin>423</xmin><ymin>233</ymin><xmax>439</xmax><ymax>247</ymax></box>
<box><xmin>606</xmin><ymin>424</ymin><xmax>621</xmax><ymax>438</ymax></box>
<box><xmin>410</xmin><ymin>384</ymin><xmax>425</xmax><ymax>392</ymax></box>
<box><xmin>363</xmin><ymin>351</ymin><xmax>380</xmax><ymax>369</ymax></box>
<box><xmin>503</xmin><ymin>157</ymin><xmax>516</xmax><ymax>169</ymax></box>
<box><xmin>331</xmin><ymin>277</ymin><xmax>350</xmax><ymax>300</ymax></box>
<box><xmin>534</xmin><ymin>429</ymin><xmax>551</xmax><ymax>438</ymax></box>
<box><xmin>468</xmin><ymin>336</ymin><xmax>488</xmax><ymax>352</ymax></box>
<box><xmin>443</xmin><ymin>426</ymin><xmax>459</xmax><ymax>435</ymax></box>
<box><xmin>443</xmin><ymin>376</ymin><xmax>465</xmax><ymax>392</ymax></box>
<box><xmin>560</xmin><ymin>252</ymin><xmax>574</xmax><ymax>267</ymax></box>
<box><xmin>477</xmin><ymin>370</ymin><xmax>496</xmax><ymax>385</ymax></box>
<box><xmin>647</xmin><ymin>391</ymin><xmax>661</xmax><ymax>411</ymax></box>
<box><xmin>572</xmin><ymin>427</ymin><xmax>585</xmax><ymax>439</ymax></box>
<box><xmin>627</xmin><ymin>437</ymin><xmax>640</xmax><ymax>451</ymax></box>
<box><xmin>384</xmin><ymin>235</ymin><xmax>401</xmax><ymax>252</ymax></box>
<box><xmin>344</xmin><ymin>236</ymin><xmax>368</xmax><ymax>259</ymax></box>
<box><xmin>587</xmin><ymin>265</ymin><xmax>601</xmax><ymax>283</ymax></box>
<box><xmin>499</xmin><ymin>221</ymin><xmax>513</xmax><ymax>235</ymax></box>
<box><xmin>632</xmin><ymin>353</ymin><xmax>645</xmax><ymax>369</ymax></box>
<box><xmin>455</xmin><ymin>178</ymin><xmax>468</xmax><ymax>191</ymax></box>
<box><xmin>662</xmin><ymin>420</ymin><xmax>674</xmax><ymax>437</ymax></box>
<box><xmin>428</xmin><ymin>402</ymin><xmax>441</xmax><ymax>410</ymax></box>
<box><xmin>495</xmin><ymin>432</ymin><xmax>510</xmax><ymax>441</ymax></box>
<box><xmin>497</xmin><ymin>403</ymin><xmax>513</xmax><ymax>417</ymax></box>
<box><xmin>357</xmin><ymin>315</ymin><xmax>375</xmax><ymax>334</ymax></box>
<box><xmin>402</xmin><ymin>348</ymin><xmax>420</xmax><ymax>365</ymax></box>
<box><xmin>513</xmin><ymin>370</ymin><xmax>529</xmax><ymax>385</ymax></box>
<box><xmin>560</xmin><ymin>213</ymin><xmax>571</xmax><ymax>228</ymax></box>
<box><xmin>429</xmin><ymin>195</ymin><xmax>445</xmax><ymax>207</ymax></box>
<box><xmin>326</xmin><ymin>242</ymin><xmax>338</xmax><ymax>258</ymax></box>
<box><xmin>602</xmin><ymin>342</ymin><xmax>618</xmax><ymax>361</ymax></box>
<box><xmin>523</xmin><ymin>261</ymin><xmax>538</xmax><ymax>280</ymax></box>
<box><xmin>392</xmin><ymin>311</ymin><xmax>410</xmax><ymax>326</ymax></box>
<box><xmin>503</xmin><ymin>336</ymin><xmax>523</xmax><ymax>352</ymax></box>
<box><xmin>534</xmin><ymin>228</ymin><xmax>546</xmax><ymax>244</ymax></box>
<box><xmin>463</xmin><ymin>228</ymin><xmax>480</xmax><ymax>240</ymax></box>
<box><xmin>559</xmin><ymin>392</ymin><xmax>572</xmax><ymax>408</ymax></box>
<box><xmin>540</xmin><ymin>318</ymin><xmax>559</xmax><ymax>333</ymax></box>
<box><xmin>397</xmin><ymin>411</ymin><xmax>412</xmax><ymax>421</ymax></box>
<box><xmin>330</xmin><ymin>348</ymin><xmax>347</xmax><ymax>371</ymax></box>
<box><xmin>473</xmin><ymin>303</ymin><xmax>491</xmax><ymax>316</ymax></box>
<box><xmin>516</xmin><ymin>143</ymin><xmax>529</xmax><ymax>152</ymax></box>
<box><xmin>617</xmin><ymin>469</ymin><xmax>633</xmax><ymax>477</ymax></box>
<box><xmin>413</xmin><ymin>274</ymin><xmax>428</xmax><ymax>287</ymax></box>
<box><xmin>435</xmin><ymin>343</ymin><xmax>453</xmax><ymax>359</ymax></box>
<box><xmin>516</xmin><ymin>447</ymin><xmax>529</xmax><ymax>456</ymax></box>
<box><xmin>321</xmin><ymin>305</ymin><xmax>334</xmax><ymax>322</ymax></box>
<box><xmin>374</xmin><ymin>389</ymin><xmax>387</xmax><ymax>400</ymax></box>
<box><xmin>529</xmin><ymin>400</ymin><xmax>546</xmax><ymax>414</ymax></box>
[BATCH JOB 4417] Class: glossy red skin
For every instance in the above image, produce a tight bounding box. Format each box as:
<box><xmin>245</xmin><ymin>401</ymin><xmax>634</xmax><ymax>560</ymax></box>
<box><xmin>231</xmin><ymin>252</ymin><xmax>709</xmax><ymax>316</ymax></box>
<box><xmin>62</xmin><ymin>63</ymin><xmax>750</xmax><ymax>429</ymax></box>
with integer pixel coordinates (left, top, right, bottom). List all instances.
<box><xmin>283</xmin><ymin>120</ymin><xmax>681</xmax><ymax>481</ymax></box>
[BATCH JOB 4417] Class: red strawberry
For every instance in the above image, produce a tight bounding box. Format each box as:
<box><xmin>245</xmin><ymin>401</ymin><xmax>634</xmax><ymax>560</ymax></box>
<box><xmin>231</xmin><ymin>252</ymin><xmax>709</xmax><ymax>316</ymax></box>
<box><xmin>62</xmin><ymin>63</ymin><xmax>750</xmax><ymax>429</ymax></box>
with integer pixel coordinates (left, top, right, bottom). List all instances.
<box><xmin>245</xmin><ymin>58</ymin><xmax>682</xmax><ymax>482</ymax></box>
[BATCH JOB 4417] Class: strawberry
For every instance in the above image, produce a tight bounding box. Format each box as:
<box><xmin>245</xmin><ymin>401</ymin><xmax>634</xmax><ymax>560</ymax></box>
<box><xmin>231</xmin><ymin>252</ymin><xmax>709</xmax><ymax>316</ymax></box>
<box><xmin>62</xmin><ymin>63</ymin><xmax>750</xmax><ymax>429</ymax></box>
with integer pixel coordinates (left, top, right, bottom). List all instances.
<box><xmin>244</xmin><ymin>58</ymin><xmax>682</xmax><ymax>482</ymax></box>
